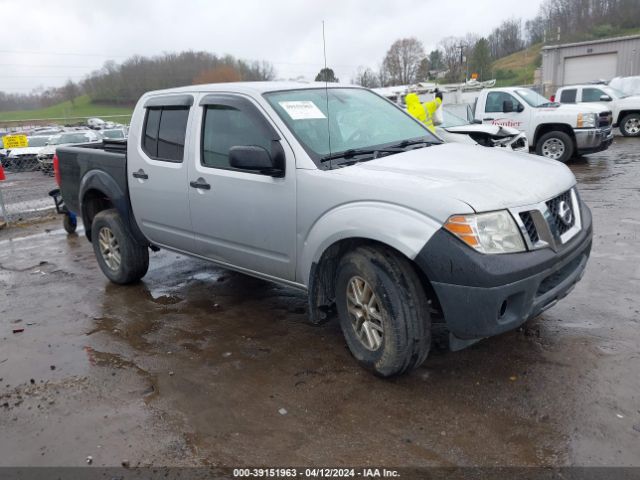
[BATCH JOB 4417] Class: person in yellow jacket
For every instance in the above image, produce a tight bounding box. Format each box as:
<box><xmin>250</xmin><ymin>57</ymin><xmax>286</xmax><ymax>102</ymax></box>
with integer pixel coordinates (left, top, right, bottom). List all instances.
<box><xmin>405</xmin><ymin>90</ymin><xmax>443</xmax><ymax>133</ymax></box>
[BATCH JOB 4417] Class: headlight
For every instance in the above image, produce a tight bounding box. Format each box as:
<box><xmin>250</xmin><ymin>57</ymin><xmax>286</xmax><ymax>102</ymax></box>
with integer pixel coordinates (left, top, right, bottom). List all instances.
<box><xmin>444</xmin><ymin>210</ymin><xmax>526</xmax><ymax>254</ymax></box>
<box><xmin>577</xmin><ymin>112</ymin><xmax>597</xmax><ymax>128</ymax></box>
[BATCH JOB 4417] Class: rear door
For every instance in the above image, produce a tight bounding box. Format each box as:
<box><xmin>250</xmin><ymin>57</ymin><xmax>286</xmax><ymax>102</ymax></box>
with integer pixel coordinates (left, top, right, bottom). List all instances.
<box><xmin>128</xmin><ymin>95</ymin><xmax>195</xmax><ymax>251</ymax></box>
<box><xmin>187</xmin><ymin>94</ymin><xmax>296</xmax><ymax>281</ymax></box>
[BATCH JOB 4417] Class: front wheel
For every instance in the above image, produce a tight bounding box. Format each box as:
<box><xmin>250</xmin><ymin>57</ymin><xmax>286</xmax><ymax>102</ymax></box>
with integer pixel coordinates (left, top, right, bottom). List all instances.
<box><xmin>535</xmin><ymin>131</ymin><xmax>574</xmax><ymax>163</ymax></box>
<box><xmin>91</xmin><ymin>209</ymin><xmax>149</xmax><ymax>284</ymax></box>
<box><xmin>335</xmin><ymin>246</ymin><xmax>431</xmax><ymax>377</ymax></box>
<box><xmin>619</xmin><ymin>113</ymin><xmax>640</xmax><ymax>137</ymax></box>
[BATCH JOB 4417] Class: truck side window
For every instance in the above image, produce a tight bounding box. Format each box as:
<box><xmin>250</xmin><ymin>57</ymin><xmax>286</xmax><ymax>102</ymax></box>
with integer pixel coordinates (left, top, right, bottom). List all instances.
<box><xmin>142</xmin><ymin>107</ymin><xmax>189</xmax><ymax>162</ymax></box>
<box><xmin>201</xmin><ymin>104</ymin><xmax>273</xmax><ymax>172</ymax></box>
<box><xmin>582</xmin><ymin>88</ymin><xmax>605</xmax><ymax>102</ymax></box>
<box><xmin>485</xmin><ymin>92</ymin><xmax>521</xmax><ymax>113</ymax></box>
<box><xmin>560</xmin><ymin>89</ymin><xmax>577</xmax><ymax>103</ymax></box>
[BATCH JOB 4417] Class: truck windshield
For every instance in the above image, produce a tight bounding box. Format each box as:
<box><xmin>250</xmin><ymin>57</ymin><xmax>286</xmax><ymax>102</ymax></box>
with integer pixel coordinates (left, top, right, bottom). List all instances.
<box><xmin>515</xmin><ymin>89</ymin><xmax>555</xmax><ymax>107</ymax></box>
<box><xmin>264</xmin><ymin>88</ymin><xmax>439</xmax><ymax>165</ymax></box>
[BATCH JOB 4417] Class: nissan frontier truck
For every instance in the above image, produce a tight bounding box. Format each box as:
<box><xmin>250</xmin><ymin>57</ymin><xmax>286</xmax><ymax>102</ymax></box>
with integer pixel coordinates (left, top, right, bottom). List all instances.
<box><xmin>55</xmin><ymin>82</ymin><xmax>593</xmax><ymax>377</ymax></box>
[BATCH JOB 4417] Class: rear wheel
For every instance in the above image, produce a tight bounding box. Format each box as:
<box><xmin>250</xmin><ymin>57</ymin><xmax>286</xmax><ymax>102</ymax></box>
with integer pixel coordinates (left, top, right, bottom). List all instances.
<box><xmin>536</xmin><ymin>131</ymin><xmax>574</xmax><ymax>163</ymax></box>
<box><xmin>619</xmin><ymin>113</ymin><xmax>640</xmax><ymax>137</ymax></box>
<box><xmin>91</xmin><ymin>209</ymin><xmax>149</xmax><ymax>284</ymax></box>
<box><xmin>335</xmin><ymin>246</ymin><xmax>431</xmax><ymax>377</ymax></box>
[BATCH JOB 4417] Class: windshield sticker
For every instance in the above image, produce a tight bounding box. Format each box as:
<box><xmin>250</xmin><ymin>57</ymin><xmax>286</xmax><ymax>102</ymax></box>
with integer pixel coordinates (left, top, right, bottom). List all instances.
<box><xmin>278</xmin><ymin>101</ymin><xmax>326</xmax><ymax>120</ymax></box>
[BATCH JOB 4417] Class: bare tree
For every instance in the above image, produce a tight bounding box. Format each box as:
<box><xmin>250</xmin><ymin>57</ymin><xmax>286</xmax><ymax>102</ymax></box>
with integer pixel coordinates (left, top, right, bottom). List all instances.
<box><xmin>352</xmin><ymin>66</ymin><xmax>380</xmax><ymax>88</ymax></box>
<box><xmin>62</xmin><ymin>80</ymin><xmax>79</xmax><ymax>106</ymax></box>
<box><xmin>381</xmin><ymin>38</ymin><xmax>426</xmax><ymax>85</ymax></box>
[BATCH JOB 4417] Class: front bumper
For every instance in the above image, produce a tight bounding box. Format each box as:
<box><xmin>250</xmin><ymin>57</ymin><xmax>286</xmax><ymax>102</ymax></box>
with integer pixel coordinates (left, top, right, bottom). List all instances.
<box><xmin>415</xmin><ymin>203</ymin><xmax>592</xmax><ymax>345</ymax></box>
<box><xmin>574</xmin><ymin>127</ymin><xmax>613</xmax><ymax>154</ymax></box>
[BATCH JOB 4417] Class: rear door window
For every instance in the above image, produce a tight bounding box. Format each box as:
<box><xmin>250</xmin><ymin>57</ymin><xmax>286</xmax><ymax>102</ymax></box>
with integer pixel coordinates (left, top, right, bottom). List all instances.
<box><xmin>142</xmin><ymin>107</ymin><xmax>189</xmax><ymax>162</ymax></box>
<box><xmin>560</xmin><ymin>89</ymin><xmax>577</xmax><ymax>103</ymax></box>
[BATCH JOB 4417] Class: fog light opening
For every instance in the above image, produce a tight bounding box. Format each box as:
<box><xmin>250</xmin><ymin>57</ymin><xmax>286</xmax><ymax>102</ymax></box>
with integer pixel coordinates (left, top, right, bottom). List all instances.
<box><xmin>499</xmin><ymin>300</ymin><xmax>508</xmax><ymax>318</ymax></box>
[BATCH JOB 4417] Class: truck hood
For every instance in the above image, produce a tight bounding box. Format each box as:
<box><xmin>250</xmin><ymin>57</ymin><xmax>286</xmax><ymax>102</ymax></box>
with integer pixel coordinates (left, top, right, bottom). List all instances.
<box><xmin>443</xmin><ymin>124</ymin><xmax>520</xmax><ymax>137</ymax></box>
<box><xmin>553</xmin><ymin>103</ymin><xmax>607</xmax><ymax>114</ymax></box>
<box><xmin>337</xmin><ymin>143</ymin><xmax>575</xmax><ymax>212</ymax></box>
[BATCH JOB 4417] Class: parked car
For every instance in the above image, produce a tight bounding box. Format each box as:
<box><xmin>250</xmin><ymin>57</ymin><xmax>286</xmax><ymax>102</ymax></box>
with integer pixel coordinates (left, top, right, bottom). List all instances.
<box><xmin>553</xmin><ymin>84</ymin><xmax>640</xmax><ymax>137</ymax></box>
<box><xmin>87</xmin><ymin>118</ymin><xmax>105</xmax><ymax>130</ymax></box>
<box><xmin>473</xmin><ymin>87</ymin><xmax>613</xmax><ymax>163</ymax></box>
<box><xmin>6</xmin><ymin>135</ymin><xmax>51</xmax><ymax>171</ymax></box>
<box><xmin>56</xmin><ymin>82</ymin><xmax>592</xmax><ymax>377</ymax></box>
<box><xmin>100</xmin><ymin>128</ymin><xmax>127</xmax><ymax>140</ymax></box>
<box><xmin>38</xmin><ymin>131</ymin><xmax>102</xmax><ymax>174</ymax></box>
<box><xmin>437</xmin><ymin>103</ymin><xmax>528</xmax><ymax>152</ymax></box>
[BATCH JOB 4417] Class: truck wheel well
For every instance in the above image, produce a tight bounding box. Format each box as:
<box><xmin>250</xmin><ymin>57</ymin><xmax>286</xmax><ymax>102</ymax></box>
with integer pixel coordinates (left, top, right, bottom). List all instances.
<box><xmin>82</xmin><ymin>189</ymin><xmax>114</xmax><ymax>241</ymax></box>
<box><xmin>308</xmin><ymin>238</ymin><xmax>443</xmax><ymax>325</ymax></box>
<box><xmin>618</xmin><ymin>110</ymin><xmax>640</xmax><ymax>125</ymax></box>
<box><xmin>533</xmin><ymin>124</ymin><xmax>575</xmax><ymax>149</ymax></box>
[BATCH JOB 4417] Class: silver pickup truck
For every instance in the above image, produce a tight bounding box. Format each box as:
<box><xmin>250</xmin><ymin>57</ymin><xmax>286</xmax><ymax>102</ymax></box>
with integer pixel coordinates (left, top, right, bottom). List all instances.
<box><xmin>56</xmin><ymin>82</ymin><xmax>593</xmax><ymax>377</ymax></box>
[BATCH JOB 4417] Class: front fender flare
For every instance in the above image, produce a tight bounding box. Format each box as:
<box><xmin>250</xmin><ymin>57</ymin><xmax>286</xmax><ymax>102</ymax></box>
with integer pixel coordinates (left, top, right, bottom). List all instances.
<box><xmin>298</xmin><ymin>201</ymin><xmax>443</xmax><ymax>285</ymax></box>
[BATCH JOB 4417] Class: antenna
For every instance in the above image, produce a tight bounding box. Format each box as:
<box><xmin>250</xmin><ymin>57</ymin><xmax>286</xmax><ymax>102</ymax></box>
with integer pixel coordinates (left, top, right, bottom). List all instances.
<box><xmin>322</xmin><ymin>20</ymin><xmax>333</xmax><ymax>169</ymax></box>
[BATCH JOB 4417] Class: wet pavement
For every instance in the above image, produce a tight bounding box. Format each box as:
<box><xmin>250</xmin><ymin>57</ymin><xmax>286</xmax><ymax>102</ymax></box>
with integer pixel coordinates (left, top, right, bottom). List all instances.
<box><xmin>0</xmin><ymin>138</ymin><xmax>639</xmax><ymax>468</ymax></box>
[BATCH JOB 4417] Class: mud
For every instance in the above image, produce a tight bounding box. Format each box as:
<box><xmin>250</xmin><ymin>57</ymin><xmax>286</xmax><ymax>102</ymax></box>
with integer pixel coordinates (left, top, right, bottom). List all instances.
<box><xmin>0</xmin><ymin>138</ymin><xmax>639</xmax><ymax>468</ymax></box>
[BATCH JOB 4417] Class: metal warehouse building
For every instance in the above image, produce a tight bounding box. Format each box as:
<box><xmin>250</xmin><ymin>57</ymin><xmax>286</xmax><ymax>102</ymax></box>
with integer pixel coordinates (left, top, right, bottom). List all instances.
<box><xmin>541</xmin><ymin>34</ymin><xmax>640</xmax><ymax>94</ymax></box>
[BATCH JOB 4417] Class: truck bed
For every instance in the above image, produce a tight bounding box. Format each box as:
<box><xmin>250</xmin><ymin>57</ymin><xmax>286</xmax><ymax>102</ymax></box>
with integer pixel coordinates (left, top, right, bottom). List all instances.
<box><xmin>57</xmin><ymin>139</ymin><xmax>128</xmax><ymax>215</ymax></box>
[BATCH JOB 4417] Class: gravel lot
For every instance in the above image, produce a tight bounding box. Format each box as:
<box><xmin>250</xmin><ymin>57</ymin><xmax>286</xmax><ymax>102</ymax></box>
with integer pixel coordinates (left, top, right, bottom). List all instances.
<box><xmin>0</xmin><ymin>138</ymin><xmax>638</xmax><ymax>473</ymax></box>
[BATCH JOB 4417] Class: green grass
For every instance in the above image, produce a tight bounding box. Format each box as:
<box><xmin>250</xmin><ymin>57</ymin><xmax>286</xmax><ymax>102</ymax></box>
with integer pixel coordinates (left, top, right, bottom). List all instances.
<box><xmin>0</xmin><ymin>95</ymin><xmax>133</xmax><ymax>124</ymax></box>
<box><xmin>492</xmin><ymin>43</ymin><xmax>542</xmax><ymax>87</ymax></box>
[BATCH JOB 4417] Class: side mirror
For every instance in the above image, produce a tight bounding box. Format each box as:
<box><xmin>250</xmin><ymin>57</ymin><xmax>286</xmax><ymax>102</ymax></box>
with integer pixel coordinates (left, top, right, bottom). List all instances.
<box><xmin>502</xmin><ymin>100</ymin><xmax>514</xmax><ymax>113</ymax></box>
<box><xmin>516</xmin><ymin>103</ymin><xmax>525</xmax><ymax>112</ymax></box>
<box><xmin>229</xmin><ymin>145</ymin><xmax>282</xmax><ymax>176</ymax></box>
<box><xmin>599</xmin><ymin>94</ymin><xmax>612</xmax><ymax>102</ymax></box>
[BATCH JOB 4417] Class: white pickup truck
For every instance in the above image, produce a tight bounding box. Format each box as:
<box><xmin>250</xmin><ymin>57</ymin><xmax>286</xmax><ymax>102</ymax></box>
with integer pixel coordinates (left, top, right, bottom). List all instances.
<box><xmin>553</xmin><ymin>84</ymin><xmax>640</xmax><ymax>137</ymax></box>
<box><xmin>55</xmin><ymin>82</ymin><xmax>593</xmax><ymax>377</ymax></box>
<box><xmin>473</xmin><ymin>87</ymin><xmax>613</xmax><ymax>163</ymax></box>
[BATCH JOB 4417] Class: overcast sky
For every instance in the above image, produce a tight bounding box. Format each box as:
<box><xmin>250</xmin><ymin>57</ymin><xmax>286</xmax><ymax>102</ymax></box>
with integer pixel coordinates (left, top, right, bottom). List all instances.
<box><xmin>0</xmin><ymin>0</ymin><xmax>545</xmax><ymax>94</ymax></box>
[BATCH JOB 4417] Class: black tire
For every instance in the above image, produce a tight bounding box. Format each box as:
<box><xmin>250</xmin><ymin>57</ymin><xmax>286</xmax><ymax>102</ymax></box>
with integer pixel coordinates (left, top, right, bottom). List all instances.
<box><xmin>91</xmin><ymin>209</ymin><xmax>149</xmax><ymax>284</ymax></box>
<box><xmin>619</xmin><ymin>113</ymin><xmax>640</xmax><ymax>137</ymax></box>
<box><xmin>335</xmin><ymin>245</ymin><xmax>431</xmax><ymax>377</ymax></box>
<box><xmin>535</xmin><ymin>131</ymin><xmax>574</xmax><ymax>163</ymax></box>
<box><xmin>63</xmin><ymin>214</ymin><xmax>77</xmax><ymax>234</ymax></box>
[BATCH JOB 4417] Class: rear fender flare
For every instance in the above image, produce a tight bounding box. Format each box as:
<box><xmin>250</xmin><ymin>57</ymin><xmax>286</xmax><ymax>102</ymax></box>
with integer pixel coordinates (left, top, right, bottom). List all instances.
<box><xmin>79</xmin><ymin>170</ymin><xmax>146</xmax><ymax>244</ymax></box>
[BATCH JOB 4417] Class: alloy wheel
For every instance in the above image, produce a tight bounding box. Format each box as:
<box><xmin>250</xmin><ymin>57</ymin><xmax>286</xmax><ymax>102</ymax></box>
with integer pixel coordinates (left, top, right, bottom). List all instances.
<box><xmin>98</xmin><ymin>227</ymin><xmax>121</xmax><ymax>271</ymax></box>
<box><xmin>346</xmin><ymin>276</ymin><xmax>384</xmax><ymax>351</ymax></box>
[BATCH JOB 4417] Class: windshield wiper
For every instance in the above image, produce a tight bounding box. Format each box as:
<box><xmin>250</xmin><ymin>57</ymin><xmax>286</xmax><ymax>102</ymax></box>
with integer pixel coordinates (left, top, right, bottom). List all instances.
<box><xmin>538</xmin><ymin>102</ymin><xmax>560</xmax><ymax>108</ymax></box>
<box><xmin>386</xmin><ymin>138</ymin><xmax>436</xmax><ymax>149</ymax></box>
<box><xmin>320</xmin><ymin>147</ymin><xmax>402</xmax><ymax>163</ymax></box>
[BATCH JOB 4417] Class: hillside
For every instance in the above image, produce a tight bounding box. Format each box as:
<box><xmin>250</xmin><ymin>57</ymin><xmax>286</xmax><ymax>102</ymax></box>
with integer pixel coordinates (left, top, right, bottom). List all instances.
<box><xmin>492</xmin><ymin>43</ymin><xmax>542</xmax><ymax>87</ymax></box>
<box><xmin>0</xmin><ymin>95</ymin><xmax>133</xmax><ymax>124</ymax></box>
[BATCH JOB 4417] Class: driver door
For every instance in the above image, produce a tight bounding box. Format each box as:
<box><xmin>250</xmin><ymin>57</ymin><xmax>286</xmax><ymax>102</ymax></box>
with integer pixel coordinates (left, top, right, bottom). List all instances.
<box><xmin>482</xmin><ymin>91</ymin><xmax>528</xmax><ymax>132</ymax></box>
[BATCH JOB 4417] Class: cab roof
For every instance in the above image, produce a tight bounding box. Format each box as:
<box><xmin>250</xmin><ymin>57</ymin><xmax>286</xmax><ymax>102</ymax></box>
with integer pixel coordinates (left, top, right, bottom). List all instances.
<box><xmin>143</xmin><ymin>81</ymin><xmax>364</xmax><ymax>97</ymax></box>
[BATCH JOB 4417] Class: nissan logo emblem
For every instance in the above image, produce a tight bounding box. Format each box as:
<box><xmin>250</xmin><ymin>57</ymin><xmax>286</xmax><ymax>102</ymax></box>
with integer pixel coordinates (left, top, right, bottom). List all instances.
<box><xmin>558</xmin><ymin>200</ymin><xmax>573</xmax><ymax>226</ymax></box>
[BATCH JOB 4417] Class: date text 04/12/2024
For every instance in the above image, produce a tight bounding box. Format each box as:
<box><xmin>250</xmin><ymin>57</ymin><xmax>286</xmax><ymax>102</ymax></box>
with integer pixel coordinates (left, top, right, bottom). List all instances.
<box><xmin>232</xmin><ymin>468</ymin><xmax>400</xmax><ymax>478</ymax></box>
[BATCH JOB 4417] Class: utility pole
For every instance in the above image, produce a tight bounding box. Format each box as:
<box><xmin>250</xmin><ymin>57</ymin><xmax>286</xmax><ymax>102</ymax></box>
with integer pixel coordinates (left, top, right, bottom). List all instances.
<box><xmin>457</xmin><ymin>44</ymin><xmax>465</xmax><ymax>82</ymax></box>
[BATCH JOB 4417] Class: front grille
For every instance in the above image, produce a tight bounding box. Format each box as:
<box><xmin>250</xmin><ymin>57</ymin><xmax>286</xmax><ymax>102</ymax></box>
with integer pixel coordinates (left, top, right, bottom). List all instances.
<box><xmin>519</xmin><ymin>211</ymin><xmax>539</xmax><ymax>244</ymax></box>
<box><xmin>15</xmin><ymin>154</ymin><xmax>37</xmax><ymax>161</ymax></box>
<box><xmin>546</xmin><ymin>190</ymin><xmax>575</xmax><ymax>236</ymax></box>
<box><xmin>598</xmin><ymin>111</ymin><xmax>612</xmax><ymax>128</ymax></box>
